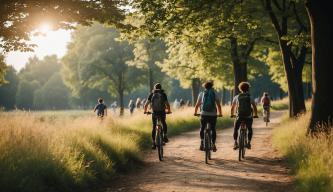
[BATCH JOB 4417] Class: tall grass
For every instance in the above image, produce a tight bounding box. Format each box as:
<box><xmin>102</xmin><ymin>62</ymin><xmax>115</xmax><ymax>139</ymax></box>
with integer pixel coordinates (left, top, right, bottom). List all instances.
<box><xmin>0</xmin><ymin>108</ymin><xmax>232</xmax><ymax>192</ymax></box>
<box><xmin>273</xmin><ymin>113</ymin><xmax>333</xmax><ymax>192</ymax></box>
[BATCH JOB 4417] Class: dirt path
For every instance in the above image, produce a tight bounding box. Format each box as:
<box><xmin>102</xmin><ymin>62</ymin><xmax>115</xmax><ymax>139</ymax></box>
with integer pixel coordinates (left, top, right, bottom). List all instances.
<box><xmin>104</xmin><ymin>111</ymin><xmax>293</xmax><ymax>192</ymax></box>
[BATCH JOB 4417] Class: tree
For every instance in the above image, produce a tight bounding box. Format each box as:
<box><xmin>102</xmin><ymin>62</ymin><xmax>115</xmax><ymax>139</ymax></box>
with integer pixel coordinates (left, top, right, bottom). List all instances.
<box><xmin>34</xmin><ymin>73</ymin><xmax>70</xmax><ymax>110</ymax></box>
<box><xmin>0</xmin><ymin>0</ymin><xmax>126</xmax><ymax>52</ymax></box>
<box><xmin>130</xmin><ymin>0</ymin><xmax>270</xmax><ymax>96</ymax></box>
<box><xmin>128</xmin><ymin>39</ymin><xmax>167</xmax><ymax>92</ymax></box>
<box><xmin>305</xmin><ymin>1</ymin><xmax>333</xmax><ymax>132</ymax></box>
<box><xmin>19</xmin><ymin>55</ymin><xmax>61</xmax><ymax>85</ymax></box>
<box><xmin>0</xmin><ymin>66</ymin><xmax>19</xmax><ymax>109</ymax></box>
<box><xmin>62</xmin><ymin>23</ymin><xmax>145</xmax><ymax>115</ymax></box>
<box><xmin>16</xmin><ymin>80</ymin><xmax>40</xmax><ymax>109</ymax></box>
<box><xmin>263</xmin><ymin>0</ymin><xmax>310</xmax><ymax>117</ymax></box>
<box><xmin>0</xmin><ymin>55</ymin><xmax>7</xmax><ymax>85</ymax></box>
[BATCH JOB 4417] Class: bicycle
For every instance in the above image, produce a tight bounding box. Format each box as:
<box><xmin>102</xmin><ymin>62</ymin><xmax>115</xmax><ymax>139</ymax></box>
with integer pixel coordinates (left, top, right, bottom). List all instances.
<box><xmin>263</xmin><ymin>106</ymin><xmax>270</xmax><ymax>127</ymax></box>
<box><xmin>145</xmin><ymin>111</ymin><xmax>171</xmax><ymax>161</ymax></box>
<box><xmin>195</xmin><ymin>114</ymin><xmax>221</xmax><ymax>164</ymax></box>
<box><xmin>231</xmin><ymin>115</ymin><xmax>258</xmax><ymax>161</ymax></box>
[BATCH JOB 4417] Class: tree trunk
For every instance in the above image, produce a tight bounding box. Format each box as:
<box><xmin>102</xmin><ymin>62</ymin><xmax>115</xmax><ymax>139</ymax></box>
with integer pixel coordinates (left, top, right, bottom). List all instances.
<box><xmin>148</xmin><ymin>67</ymin><xmax>153</xmax><ymax>93</ymax></box>
<box><xmin>280</xmin><ymin>44</ymin><xmax>306</xmax><ymax>117</ymax></box>
<box><xmin>191</xmin><ymin>78</ymin><xmax>201</xmax><ymax>106</ymax></box>
<box><xmin>230</xmin><ymin>38</ymin><xmax>248</xmax><ymax>96</ymax></box>
<box><xmin>221</xmin><ymin>86</ymin><xmax>226</xmax><ymax>105</ymax></box>
<box><xmin>118</xmin><ymin>72</ymin><xmax>124</xmax><ymax>116</ymax></box>
<box><xmin>306</xmin><ymin>1</ymin><xmax>333</xmax><ymax>132</ymax></box>
<box><xmin>265</xmin><ymin>0</ymin><xmax>306</xmax><ymax>117</ymax></box>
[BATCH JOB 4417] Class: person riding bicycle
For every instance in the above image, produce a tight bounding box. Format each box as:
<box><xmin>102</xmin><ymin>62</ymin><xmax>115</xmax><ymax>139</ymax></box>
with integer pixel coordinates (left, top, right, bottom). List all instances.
<box><xmin>194</xmin><ymin>81</ymin><xmax>222</xmax><ymax>152</ymax></box>
<box><xmin>94</xmin><ymin>98</ymin><xmax>107</xmax><ymax>117</ymax></box>
<box><xmin>231</xmin><ymin>82</ymin><xmax>258</xmax><ymax>150</ymax></box>
<box><xmin>261</xmin><ymin>92</ymin><xmax>271</xmax><ymax>122</ymax></box>
<box><xmin>144</xmin><ymin>83</ymin><xmax>172</xmax><ymax>149</ymax></box>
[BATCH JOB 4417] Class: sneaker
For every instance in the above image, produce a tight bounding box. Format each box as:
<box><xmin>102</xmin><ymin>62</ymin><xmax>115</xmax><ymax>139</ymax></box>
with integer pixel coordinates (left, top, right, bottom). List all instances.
<box><xmin>246</xmin><ymin>142</ymin><xmax>251</xmax><ymax>149</ymax></box>
<box><xmin>233</xmin><ymin>141</ymin><xmax>239</xmax><ymax>150</ymax></box>
<box><xmin>200</xmin><ymin>141</ymin><xmax>204</xmax><ymax>151</ymax></box>
<box><xmin>212</xmin><ymin>144</ymin><xmax>217</xmax><ymax>152</ymax></box>
<box><xmin>163</xmin><ymin>135</ymin><xmax>169</xmax><ymax>143</ymax></box>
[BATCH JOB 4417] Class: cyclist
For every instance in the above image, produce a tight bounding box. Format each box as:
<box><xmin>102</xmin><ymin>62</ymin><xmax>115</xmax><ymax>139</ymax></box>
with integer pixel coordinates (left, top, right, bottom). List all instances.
<box><xmin>231</xmin><ymin>82</ymin><xmax>258</xmax><ymax>150</ymax></box>
<box><xmin>144</xmin><ymin>83</ymin><xmax>172</xmax><ymax>149</ymax></box>
<box><xmin>94</xmin><ymin>98</ymin><xmax>107</xmax><ymax>118</ymax></box>
<box><xmin>194</xmin><ymin>81</ymin><xmax>222</xmax><ymax>152</ymax></box>
<box><xmin>261</xmin><ymin>92</ymin><xmax>271</xmax><ymax>122</ymax></box>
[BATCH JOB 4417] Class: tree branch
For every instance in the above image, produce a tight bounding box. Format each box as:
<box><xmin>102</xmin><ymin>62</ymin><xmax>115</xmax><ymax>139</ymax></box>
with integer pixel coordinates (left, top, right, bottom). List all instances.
<box><xmin>265</xmin><ymin>0</ymin><xmax>282</xmax><ymax>36</ymax></box>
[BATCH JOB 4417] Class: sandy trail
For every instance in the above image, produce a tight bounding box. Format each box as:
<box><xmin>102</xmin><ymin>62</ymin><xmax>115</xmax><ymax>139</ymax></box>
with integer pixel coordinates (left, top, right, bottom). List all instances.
<box><xmin>104</xmin><ymin>110</ymin><xmax>293</xmax><ymax>192</ymax></box>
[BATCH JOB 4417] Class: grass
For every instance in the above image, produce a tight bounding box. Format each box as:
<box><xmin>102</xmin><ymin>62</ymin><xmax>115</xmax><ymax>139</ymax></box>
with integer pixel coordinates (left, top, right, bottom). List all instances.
<box><xmin>273</xmin><ymin>113</ymin><xmax>333</xmax><ymax>192</ymax></box>
<box><xmin>0</xmin><ymin>107</ymin><xmax>232</xmax><ymax>192</ymax></box>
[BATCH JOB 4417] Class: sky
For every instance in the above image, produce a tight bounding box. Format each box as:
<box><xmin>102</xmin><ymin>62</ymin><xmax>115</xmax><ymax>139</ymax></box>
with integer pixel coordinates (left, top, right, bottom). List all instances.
<box><xmin>4</xmin><ymin>28</ymin><xmax>72</xmax><ymax>71</ymax></box>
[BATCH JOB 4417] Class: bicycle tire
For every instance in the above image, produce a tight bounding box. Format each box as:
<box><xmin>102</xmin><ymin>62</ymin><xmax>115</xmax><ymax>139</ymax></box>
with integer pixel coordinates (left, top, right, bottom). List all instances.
<box><xmin>242</xmin><ymin>131</ymin><xmax>246</xmax><ymax>158</ymax></box>
<box><xmin>156</xmin><ymin>128</ymin><xmax>163</xmax><ymax>161</ymax></box>
<box><xmin>208</xmin><ymin>131</ymin><xmax>212</xmax><ymax>160</ymax></box>
<box><xmin>239</xmin><ymin>131</ymin><xmax>243</xmax><ymax>161</ymax></box>
<box><xmin>205</xmin><ymin>131</ymin><xmax>209</xmax><ymax>164</ymax></box>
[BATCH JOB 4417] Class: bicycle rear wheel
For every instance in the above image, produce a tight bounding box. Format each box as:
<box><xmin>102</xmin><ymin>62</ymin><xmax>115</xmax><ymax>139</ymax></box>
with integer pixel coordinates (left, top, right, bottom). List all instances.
<box><xmin>204</xmin><ymin>131</ymin><xmax>210</xmax><ymax>164</ymax></box>
<box><xmin>239</xmin><ymin>131</ymin><xmax>244</xmax><ymax>161</ymax></box>
<box><xmin>156</xmin><ymin>128</ymin><xmax>163</xmax><ymax>161</ymax></box>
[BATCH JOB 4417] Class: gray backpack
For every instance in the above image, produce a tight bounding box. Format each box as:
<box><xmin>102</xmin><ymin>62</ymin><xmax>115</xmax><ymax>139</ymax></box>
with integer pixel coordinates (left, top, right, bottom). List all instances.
<box><xmin>151</xmin><ymin>92</ymin><xmax>166</xmax><ymax>112</ymax></box>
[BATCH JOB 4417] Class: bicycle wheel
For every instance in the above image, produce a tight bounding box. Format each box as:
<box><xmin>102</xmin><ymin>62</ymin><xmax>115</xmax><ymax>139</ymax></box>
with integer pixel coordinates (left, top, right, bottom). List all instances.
<box><xmin>239</xmin><ymin>130</ymin><xmax>244</xmax><ymax>161</ymax></box>
<box><xmin>156</xmin><ymin>127</ymin><xmax>163</xmax><ymax>161</ymax></box>
<box><xmin>242</xmin><ymin>131</ymin><xmax>246</xmax><ymax>158</ymax></box>
<box><xmin>204</xmin><ymin>131</ymin><xmax>210</xmax><ymax>164</ymax></box>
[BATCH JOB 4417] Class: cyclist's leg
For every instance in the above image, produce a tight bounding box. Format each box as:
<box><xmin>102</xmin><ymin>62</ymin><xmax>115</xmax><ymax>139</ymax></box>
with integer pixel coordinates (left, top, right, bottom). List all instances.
<box><xmin>233</xmin><ymin>118</ymin><xmax>241</xmax><ymax>141</ymax></box>
<box><xmin>210</xmin><ymin>116</ymin><xmax>217</xmax><ymax>144</ymax></box>
<box><xmin>246</xmin><ymin>118</ymin><xmax>253</xmax><ymax>148</ymax></box>
<box><xmin>160</xmin><ymin>114</ymin><xmax>168</xmax><ymax>142</ymax></box>
<box><xmin>200</xmin><ymin>116</ymin><xmax>208</xmax><ymax>140</ymax></box>
<box><xmin>209</xmin><ymin>116</ymin><xmax>217</xmax><ymax>152</ymax></box>
<box><xmin>233</xmin><ymin>118</ymin><xmax>241</xmax><ymax>149</ymax></box>
<box><xmin>199</xmin><ymin>116</ymin><xmax>207</xmax><ymax>150</ymax></box>
<box><xmin>152</xmin><ymin>114</ymin><xmax>157</xmax><ymax>143</ymax></box>
<box><xmin>161</xmin><ymin>114</ymin><xmax>167</xmax><ymax>135</ymax></box>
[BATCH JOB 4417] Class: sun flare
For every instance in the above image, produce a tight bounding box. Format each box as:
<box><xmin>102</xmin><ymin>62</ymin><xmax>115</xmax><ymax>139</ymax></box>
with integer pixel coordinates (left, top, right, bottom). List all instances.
<box><xmin>38</xmin><ymin>23</ymin><xmax>52</xmax><ymax>34</ymax></box>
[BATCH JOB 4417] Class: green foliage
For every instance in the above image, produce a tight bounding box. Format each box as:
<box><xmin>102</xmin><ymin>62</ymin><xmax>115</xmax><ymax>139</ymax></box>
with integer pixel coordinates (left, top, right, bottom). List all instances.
<box><xmin>0</xmin><ymin>66</ymin><xmax>19</xmax><ymax>109</ymax></box>
<box><xmin>0</xmin><ymin>55</ymin><xmax>7</xmax><ymax>85</ymax></box>
<box><xmin>34</xmin><ymin>73</ymin><xmax>70</xmax><ymax>110</ymax></box>
<box><xmin>16</xmin><ymin>80</ymin><xmax>40</xmax><ymax>109</ymax></box>
<box><xmin>0</xmin><ymin>0</ymin><xmax>126</xmax><ymax>52</ymax></box>
<box><xmin>62</xmin><ymin>23</ymin><xmax>145</xmax><ymax>113</ymax></box>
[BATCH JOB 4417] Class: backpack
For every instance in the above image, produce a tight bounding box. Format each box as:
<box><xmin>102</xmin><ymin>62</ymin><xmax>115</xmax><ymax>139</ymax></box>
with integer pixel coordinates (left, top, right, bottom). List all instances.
<box><xmin>262</xmin><ymin>96</ymin><xmax>270</xmax><ymax>106</ymax></box>
<box><xmin>201</xmin><ymin>89</ymin><xmax>216</xmax><ymax>112</ymax></box>
<box><xmin>237</xmin><ymin>93</ymin><xmax>252</xmax><ymax>117</ymax></box>
<box><xmin>151</xmin><ymin>92</ymin><xmax>166</xmax><ymax>112</ymax></box>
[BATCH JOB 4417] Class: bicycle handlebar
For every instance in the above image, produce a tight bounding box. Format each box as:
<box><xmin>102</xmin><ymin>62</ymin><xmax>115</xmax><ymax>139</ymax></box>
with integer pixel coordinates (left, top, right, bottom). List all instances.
<box><xmin>194</xmin><ymin>114</ymin><xmax>222</xmax><ymax>117</ymax></box>
<box><xmin>230</xmin><ymin>115</ymin><xmax>259</xmax><ymax>118</ymax></box>
<box><xmin>144</xmin><ymin>111</ymin><xmax>172</xmax><ymax>115</ymax></box>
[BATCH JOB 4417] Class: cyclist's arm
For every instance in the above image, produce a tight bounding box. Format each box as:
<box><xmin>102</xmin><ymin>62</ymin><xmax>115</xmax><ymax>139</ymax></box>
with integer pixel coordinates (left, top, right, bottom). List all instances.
<box><xmin>165</xmin><ymin>101</ymin><xmax>171</xmax><ymax>113</ymax></box>
<box><xmin>230</xmin><ymin>102</ymin><xmax>236</xmax><ymax>116</ymax></box>
<box><xmin>194</xmin><ymin>101</ymin><xmax>200</xmax><ymax>115</ymax></box>
<box><xmin>216</xmin><ymin>101</ymin><xmax>222</xmax><ymax>116</ymax></box>
<box><xmin>143</xmin><ymin>100</ymin><xmax>149</xmax><ymax>113</ymax></box>
<box><xmin>251</xmin><ymin>101</ymin><xmax>258</xmax><ymax>116</ymax></box>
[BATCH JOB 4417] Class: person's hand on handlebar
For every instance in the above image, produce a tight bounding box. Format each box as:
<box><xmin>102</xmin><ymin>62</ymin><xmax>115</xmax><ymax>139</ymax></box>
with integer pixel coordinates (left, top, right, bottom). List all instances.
<box><xmin>194</xmin><ymin>113</ymin><xmax>200</xmax><ymax>116</ymax></box>
<box><xmin>253</xmin><ymin>115</ymin><xmax>259</xmax><ymax>118</ymax></box>
<box><xmin>217</xmin><ymin>114</ymin><xmax>223</xmax><ymax>117</ymax></box>
<box><xmin>230</xmin><ymin>114</ymin><xmax>236</xmax><ymax>118</ymax></box>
